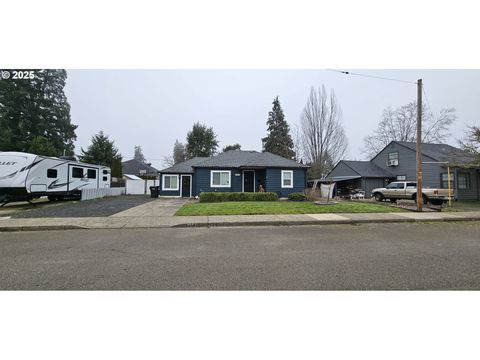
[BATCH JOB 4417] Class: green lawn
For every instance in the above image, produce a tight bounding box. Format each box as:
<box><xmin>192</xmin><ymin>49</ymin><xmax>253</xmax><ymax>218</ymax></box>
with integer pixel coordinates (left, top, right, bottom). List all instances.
<box><xmin>175</xmin><ymin>200</ymin><xmax>407</xmax><ymax>216</ymax></box>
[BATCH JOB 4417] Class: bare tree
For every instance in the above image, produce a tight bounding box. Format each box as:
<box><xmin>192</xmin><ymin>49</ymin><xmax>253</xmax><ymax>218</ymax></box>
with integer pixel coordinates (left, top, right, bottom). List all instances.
<box><xmin>300</xmin><ymin>86</ymin><xmax>348</xmax><ymax>178</ymax></box>
<box><xmin>458</xmin><ymin>125</ymin><xmax>480</xmax><ymax>160</ymax></box>
<box><xmin>163</xmin><ymin>155</ymin><xmax>175</xmax><ymax>167</ymax></box>
<box><xmin>291</xmin><ymin>123</ymin><xmax>303</xmax><ymax>163</ymax></box>
<box><xmin>363</xmin><ymin>102</ymin><xmax>456</xmax><ymax>158</ymax></box>
<box><xmin>134</xmin><ymin>145</ymin><xmax>146</xmax><ymax>162</ymax></box>
<box><xmin>173</xmin><ymin>139</ymin><xmax>186</xmax><ymax>164</ymax></box>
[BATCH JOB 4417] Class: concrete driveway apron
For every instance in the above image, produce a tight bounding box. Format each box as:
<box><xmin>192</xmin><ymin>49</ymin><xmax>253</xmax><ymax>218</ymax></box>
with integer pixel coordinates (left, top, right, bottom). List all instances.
<box><xmin>110</xmin><ymin>198</ymin><xmax>189</xmax><ymax>217</ymax></box>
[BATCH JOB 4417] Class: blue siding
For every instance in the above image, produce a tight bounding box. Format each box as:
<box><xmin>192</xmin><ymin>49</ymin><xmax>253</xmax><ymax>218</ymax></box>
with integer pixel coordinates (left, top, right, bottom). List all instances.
<box><xmin>193</xmin><ymin>167</ymin><xmax>306</xmax><ymax>197</ymax></box>
<box><xmin>195</xmin><ymin>168</ymin><xmax>243</xmax><ymax>195</ymax></box>
<box><xmin>329</xmin><ymin>162</ymin><xmax>360</xmax><ymax>177</ymax></box>
<box><xmin>371</xmin><ymin>142</ymin><xmax>442</xmax><ymax>188</ymax></box>
<box><xmin>159</xmin><ymin>173</ymin><xmax>180</xmax><ymax>196</ymax></box>
<box><xmin>453</xmin><ymin>169</ymin><xmax>479</xmax><ymax>200</ymax></box>
<box><xmin>265</xmin><ymin>168</ymin><xmax>306</xmax><ymax>198</ymax></box>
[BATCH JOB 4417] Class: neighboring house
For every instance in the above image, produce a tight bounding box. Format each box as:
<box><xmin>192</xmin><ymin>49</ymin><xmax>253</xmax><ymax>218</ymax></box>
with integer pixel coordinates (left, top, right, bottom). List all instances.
<box><xmin>121</xmin><ymin>159</ymin><xmax>158</xmax><ymax>178</ymax></box>
<box><xmin>325</xmin><ymin>141</ymin><xmax>480</xmax><ymax>200</ymax></box>
<box><xmin>158</xmin><ymin>150</ymin><xmax>309</xmax><ymax>198</ymax></box>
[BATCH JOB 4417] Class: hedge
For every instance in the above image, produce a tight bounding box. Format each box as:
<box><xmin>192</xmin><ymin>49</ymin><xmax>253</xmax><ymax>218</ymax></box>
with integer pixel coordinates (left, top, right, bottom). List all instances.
<box><xmin>199</xmin><ymin>192</ymin><xmax>278</xmax><ymax>203</ymax></box>
<box><xmin>288</xmin><ymin>192</ymin><xmax>307</xmax><ymax>201</ymax></box>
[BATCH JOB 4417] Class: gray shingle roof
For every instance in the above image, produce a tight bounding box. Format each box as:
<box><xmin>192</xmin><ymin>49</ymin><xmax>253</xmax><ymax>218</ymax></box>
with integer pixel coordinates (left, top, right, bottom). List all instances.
<box><xmin>341</xmin><ymin>160</ymin><xmax>393</xmax><ymax>177</ymax></box>
<box><xmin>122</xmin><ymin>159</ymin><xmax>159</xmax><ymax>177</ymax></box>
<box><xmin>396</xmin><ymin>141</ymin><xmax>477</xmax><ymax>164</ymax></box>
<box><xmin>191</xmin><ymin>150</ymin><xmax>309</xmax><ymax>168</ymax></box>
<box><xmin>159</xmin><ymin>157</ymin><xmax>209</xmax><ymax>174</ymax></box>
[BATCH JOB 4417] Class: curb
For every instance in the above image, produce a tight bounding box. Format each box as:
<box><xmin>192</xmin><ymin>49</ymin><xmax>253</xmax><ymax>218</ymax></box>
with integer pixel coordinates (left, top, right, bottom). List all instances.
<box><xmin>1</xmin><ymin>216</ymin><xmax>478</xmax><ymax>232</ymax></box>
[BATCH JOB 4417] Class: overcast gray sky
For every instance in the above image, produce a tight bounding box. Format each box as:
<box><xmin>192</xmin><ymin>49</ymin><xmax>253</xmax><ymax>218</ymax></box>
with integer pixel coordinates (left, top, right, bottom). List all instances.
<box><xmin>64</xmin><ymin>70</ymin><xmax>479</xmax><ymax>170</ymax></box>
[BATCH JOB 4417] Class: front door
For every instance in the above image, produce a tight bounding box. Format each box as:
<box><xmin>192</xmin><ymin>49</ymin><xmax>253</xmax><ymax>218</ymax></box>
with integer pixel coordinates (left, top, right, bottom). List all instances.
<box><xmin>243</xmin><ymin>171</ymin><xmax>254</xmax><ymax>192</ymax></box>
<box><xmin>181</xmin><ymin>175</ymin><xmax>191</xmax><ymax>197</ymax></box>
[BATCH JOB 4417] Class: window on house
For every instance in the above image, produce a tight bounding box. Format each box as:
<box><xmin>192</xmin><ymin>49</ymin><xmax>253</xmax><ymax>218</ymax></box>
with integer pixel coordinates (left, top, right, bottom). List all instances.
<box><xmin>87</xmin><ymin>169</ymin><xmax>96</xmax><ymax>179</ymax></box>
<box><xmin>47</xmin><ymin>169</ymin><xmax>57</xmax><ymax>178</ymax></box>
<box><xmin>457</xmin><ymin>173</ymin><xmax>470</xmax><ymax>190</ymax></box>
<box><xmin>440</xmin><ymin>173</ymin><xmax>455</xmax><ymax>189</ymax></box>
<box><xmin>396</xmin><ymin>175</ymin><xmax>406</xmax><ymax>181</ymax></box>
<box><xmin>162</xmin><ymin>175</ymin><xmax>179</xmax><ymax>191</ymax></box>
<box><xmin>281</xmin><ymin>170</ymin><xmax>293</xmax><ymax>188</ymax></box>
<box><xmin>211</xmin><ymin>171</ymin><xmax>231</xmax><ymax>187</ymax></box>
<box><xmin>72</xmin><ymin>167</ymin><xmax>84</xmax><ymax>178</ymax></box>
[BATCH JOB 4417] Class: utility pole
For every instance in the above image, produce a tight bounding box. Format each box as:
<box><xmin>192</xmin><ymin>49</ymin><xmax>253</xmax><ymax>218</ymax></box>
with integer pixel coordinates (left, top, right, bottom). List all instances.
<box><xmin>416</xmin><ymin>79</ymin><xmax>423</xmax><ymax>212</ymax></box>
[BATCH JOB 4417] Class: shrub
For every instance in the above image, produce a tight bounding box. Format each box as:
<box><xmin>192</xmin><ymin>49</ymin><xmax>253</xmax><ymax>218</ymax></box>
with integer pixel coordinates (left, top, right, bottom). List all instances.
<box><xmin>199</xmin><ymin>192</ymin><xmax>278</xmax><ymax>203</ymax></box>
<box><xmin>288</xmin><ymin>192</ymin><xmax>307</xmax><ymax>201</ymax></box>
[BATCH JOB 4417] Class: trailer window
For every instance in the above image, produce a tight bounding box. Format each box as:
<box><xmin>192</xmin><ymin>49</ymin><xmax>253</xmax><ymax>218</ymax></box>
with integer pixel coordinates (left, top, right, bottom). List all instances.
<box><xmin>103</xmin><ymin>170</ymin><xmax>108</xmax><ymax>175</ymax></box>
<box><xmin>103</xmin><ymin>176</ymin><xmax>108</xmax><ymax>181</ymax></box>
<box><xmin>87</xmin><ymin>169</ymin><xmax>96</xmax><ymax>179</ymax></box>
<box><xmin>47</xmin><ymin>169</ymin><xmax>57</xmax><ymax>178</ymax></box>
<box><xmin>72</xmin><ymin>167</ymin><xmax>84</xmax><ymax>178</ymax></box>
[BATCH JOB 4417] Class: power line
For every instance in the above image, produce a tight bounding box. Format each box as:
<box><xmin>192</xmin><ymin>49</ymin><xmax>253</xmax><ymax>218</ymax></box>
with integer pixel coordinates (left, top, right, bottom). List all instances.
<box><xmin>326</xmin><ymin>69</ymin><xmax>417</xmax><ymax>85</ymax></box>
<box><xmin>422</xmin><ymin>86</ymin><xmax>435</xmax><ymax>118</ymax></box>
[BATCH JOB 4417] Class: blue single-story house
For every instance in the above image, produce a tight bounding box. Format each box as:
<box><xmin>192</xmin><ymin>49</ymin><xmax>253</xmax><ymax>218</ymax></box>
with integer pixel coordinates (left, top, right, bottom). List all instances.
<box><xmin>158</xmin><ymin>150</ymin><xmax>309</xmax><ymax>198</ymax></box>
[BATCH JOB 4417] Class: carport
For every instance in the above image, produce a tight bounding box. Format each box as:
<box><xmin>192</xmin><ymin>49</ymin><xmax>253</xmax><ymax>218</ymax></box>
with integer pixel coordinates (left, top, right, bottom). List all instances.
<box><xmin>317</xmin><ymin>176</ymin><xmax>362</xmax><ymax>197</ymax></box>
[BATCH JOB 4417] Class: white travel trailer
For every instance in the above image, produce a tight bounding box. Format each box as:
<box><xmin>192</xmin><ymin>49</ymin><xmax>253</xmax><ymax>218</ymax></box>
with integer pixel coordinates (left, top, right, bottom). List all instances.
<box><xmin>0</xmin><ymin>151</ymin><xmax>111</xmax><ymax>204</ymax></box>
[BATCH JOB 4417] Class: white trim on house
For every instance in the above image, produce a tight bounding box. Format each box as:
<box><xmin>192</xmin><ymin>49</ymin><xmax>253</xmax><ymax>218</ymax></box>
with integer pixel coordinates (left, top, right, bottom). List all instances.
<box><xmin>210</xmin><ymin>170</ymin><xmax>231</xmax><ymax>188</ymax></box>
<box><xmin>281</xmin><ymin>170</ymin><xmax>293</xmax><ymax>188</ymax></box>
<box><xmin>180</xmin><ymin>174</ymin><xmax>192</xmax><ymax>197</ymax></box>
<box><xmin>242</xmin><ymin>170</ymin><xmax>256</xmax><ymax>193</ymax></box>
<box><xmin>162</xmin><ymin>174</ymin><xmax>179</xmax><ymax>191</ymax></box>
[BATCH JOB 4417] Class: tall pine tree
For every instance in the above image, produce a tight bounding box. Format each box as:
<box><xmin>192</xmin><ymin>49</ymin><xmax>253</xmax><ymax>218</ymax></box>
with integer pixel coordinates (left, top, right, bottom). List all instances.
<box><xmin>0</xmin><ymin>69</ymin><xmax>77</xmax><ymax>156</ymax></box>
<box><xmin>262</xmin><ymin>97</ymin><xmax>295</xmax><ymax>159</ymax></box>
<box><xmin>80</xmin><ymin>131</ymin><xmax>121</xmax><ymax>167</ymax></box>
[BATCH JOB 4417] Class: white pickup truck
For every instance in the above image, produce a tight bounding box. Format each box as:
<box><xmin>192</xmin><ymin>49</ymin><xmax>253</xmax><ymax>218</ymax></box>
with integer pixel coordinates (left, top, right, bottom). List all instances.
<box><xmin>371</xmin><ymin>181</ymin><xmax>451</xmax><ymax>205</ymax></box>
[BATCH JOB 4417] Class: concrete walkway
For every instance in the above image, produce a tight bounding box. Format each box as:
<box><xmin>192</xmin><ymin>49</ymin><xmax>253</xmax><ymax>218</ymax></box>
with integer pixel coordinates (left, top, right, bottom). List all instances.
<box><xmin>0</xmin><ymin>211</ymin><xmax>479</xmax><ymax>231</ymax></box>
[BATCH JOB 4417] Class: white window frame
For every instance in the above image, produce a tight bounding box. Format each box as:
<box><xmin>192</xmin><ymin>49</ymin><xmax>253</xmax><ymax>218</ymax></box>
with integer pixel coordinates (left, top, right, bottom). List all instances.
<box><xmin>210</xmin><ymin>170</ymin><xmax>231</xmax><ymax>188</ymax></box>
<box><xmin>162</xmin><ymin>174</ymin><xmax>179</xmax><ymax>191</ymax></box>
<box><xmin>281</xmin><ymin>170</ymin><xmax>293</xmax><ymax>188</ymax></box>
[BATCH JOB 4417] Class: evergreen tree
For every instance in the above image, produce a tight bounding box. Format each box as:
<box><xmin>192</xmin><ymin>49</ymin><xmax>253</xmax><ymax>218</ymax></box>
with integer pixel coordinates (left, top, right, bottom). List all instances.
<box><xmin>185</xmin><ymin>122</ymin><xmax>218</xmax><ymax>158</ymax></box>
<box><xmin>222</xmin><ymin>143</ymin><xmax>241</xmax><ymax>152</ymax></box>
<box><xmin>262</xmin><ymin>97</ymin><xmax>295</xmax><ymax>159</ymax></box>
<box><xmin>0</xmin><ymin>69</ymin><xmax>77</xmax><ymax>156</ymax></box>
<box><xmin>173</xmin><ymin>140</ymin><xmax>186</xmax><ymax>163</ymax></box>
<box><xmin>80</xmin><ymin>131</ymin><xmax>121</xmax><ymax>167</ymax></box>
<box><xmin>134</xmin><ymin>145</ymin><xmax>146</xmax><ymax>162</ymax></box>
<box><xmin>111</xmin><ymin>155</ymin><xmax>123</xmax><ymax>178</ymax></box>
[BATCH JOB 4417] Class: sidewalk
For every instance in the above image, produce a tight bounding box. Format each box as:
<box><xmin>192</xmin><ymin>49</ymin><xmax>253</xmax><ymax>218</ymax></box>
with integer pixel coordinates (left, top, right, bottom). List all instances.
<box><xmin>1</xmin><ymin>211</ymin><xmax>480</xmax><ymax>231</ymax></box>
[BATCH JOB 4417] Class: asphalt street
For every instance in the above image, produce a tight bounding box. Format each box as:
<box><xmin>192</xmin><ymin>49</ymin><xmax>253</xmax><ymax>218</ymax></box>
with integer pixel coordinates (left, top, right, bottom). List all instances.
<box><xmin>1</xmin><ymin>222</ymin><xmax>480</xmax><ymax>290</ymax></box>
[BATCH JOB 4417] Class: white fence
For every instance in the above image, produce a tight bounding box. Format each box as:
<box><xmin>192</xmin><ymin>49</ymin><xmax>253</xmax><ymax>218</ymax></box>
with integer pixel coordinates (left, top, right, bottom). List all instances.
<box><xmin>81</xmin><ymin>187</ymin><xmax>126</xmax><ymax>201</ymax></box>
<box><xmin>125</xmin><ymin>179</ymin><xmax>158</xmax><ymax>195</ymax></box>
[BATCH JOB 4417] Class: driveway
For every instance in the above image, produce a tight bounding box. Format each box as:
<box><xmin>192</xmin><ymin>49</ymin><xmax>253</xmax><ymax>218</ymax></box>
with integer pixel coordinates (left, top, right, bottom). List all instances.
<box><xmin>9</xmin><ymin>195</ymin><xmax>158</xmax><ymax>218</ymax></box>
<box><xmin>111</xmin><ymin>198</ymin><xmax>189</xmax><ymax>217</ymax></box>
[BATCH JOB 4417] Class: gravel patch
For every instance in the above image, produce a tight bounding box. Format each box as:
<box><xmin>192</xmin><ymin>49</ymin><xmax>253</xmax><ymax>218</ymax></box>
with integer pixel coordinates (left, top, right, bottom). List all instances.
<box><xmin>11</xmin><ymin>195</ymin><xmax>157</xmax><ymax>218</ymax></box>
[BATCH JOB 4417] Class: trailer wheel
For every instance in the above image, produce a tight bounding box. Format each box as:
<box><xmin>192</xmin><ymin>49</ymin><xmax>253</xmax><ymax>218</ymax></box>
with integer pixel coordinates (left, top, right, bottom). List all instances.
<box><xmin>48</xmin><ymin>196</ymin><xmax>58</xmax><ymax>202</ymax></box>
